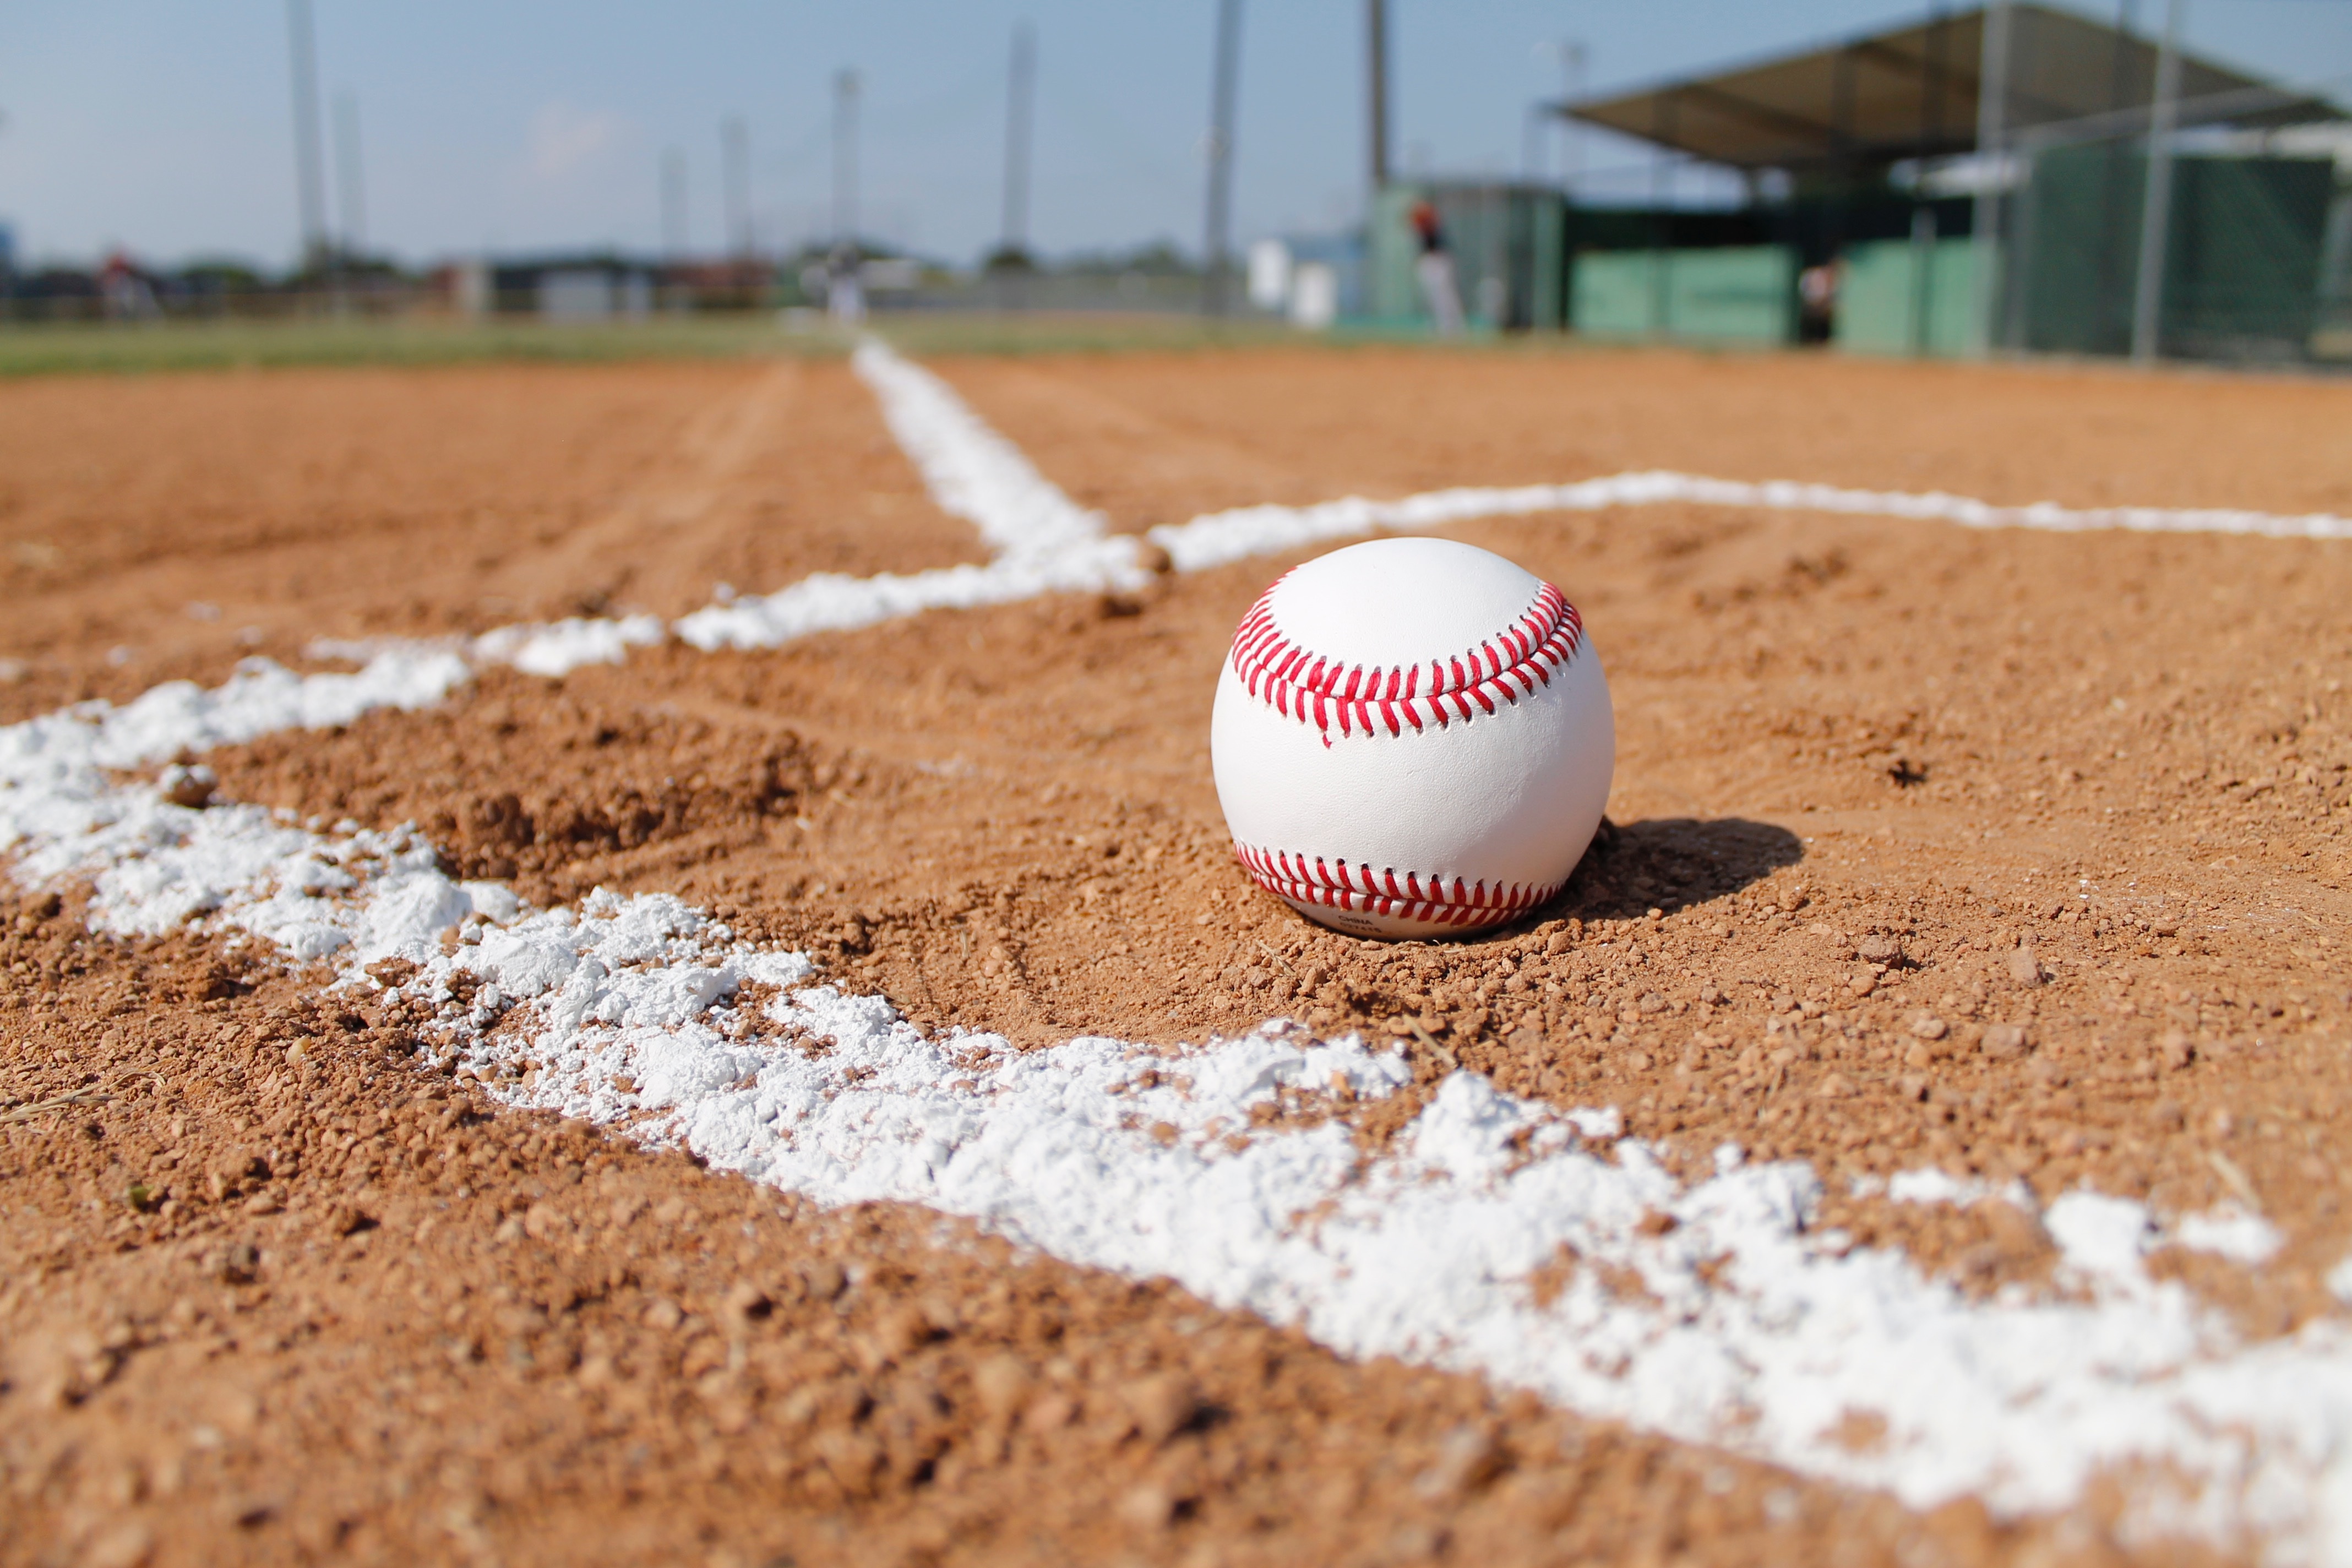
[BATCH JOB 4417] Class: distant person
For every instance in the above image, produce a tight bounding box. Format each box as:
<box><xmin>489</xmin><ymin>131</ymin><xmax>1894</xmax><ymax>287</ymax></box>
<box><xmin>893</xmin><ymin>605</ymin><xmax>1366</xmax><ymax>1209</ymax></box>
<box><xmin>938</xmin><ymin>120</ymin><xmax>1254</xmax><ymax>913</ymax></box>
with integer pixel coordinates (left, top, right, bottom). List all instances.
<box><xmin>1798</xmin><ymin>257</ymin><xmax>1843</xmax><ymax>345</ymax></box>
<box><xmin>826</xmin><ymin>244</ymin><xmax>866</xmax><ymax>326</ymax></box>
<box><xmin>98</xmin><ymin>251</ymin><xmax>160</xmax><ymax>322</ymax></box>
<box><xmin>1411</xmin><ymin>200</ymin><xmax>1464</xmax><ymax>337</ymax></box>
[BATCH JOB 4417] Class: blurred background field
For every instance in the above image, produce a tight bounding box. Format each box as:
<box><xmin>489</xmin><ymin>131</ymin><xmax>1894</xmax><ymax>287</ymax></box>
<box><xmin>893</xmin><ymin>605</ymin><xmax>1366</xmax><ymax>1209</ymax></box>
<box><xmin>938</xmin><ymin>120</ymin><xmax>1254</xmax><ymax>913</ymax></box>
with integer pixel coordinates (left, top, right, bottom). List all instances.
<box><xmin>0</xmin><ymin>310</ymin><xmax>1334</xmax><ymax>377</ymax></box>
<box><xmin>2</xmin><ymin>2</ymin><xmax>2348</xmax><ymax>369</ymax></box>
<box><xmin>0</xmin><ymin>314</ymin><xmax>818</xmax><ymax>377</ymax></box>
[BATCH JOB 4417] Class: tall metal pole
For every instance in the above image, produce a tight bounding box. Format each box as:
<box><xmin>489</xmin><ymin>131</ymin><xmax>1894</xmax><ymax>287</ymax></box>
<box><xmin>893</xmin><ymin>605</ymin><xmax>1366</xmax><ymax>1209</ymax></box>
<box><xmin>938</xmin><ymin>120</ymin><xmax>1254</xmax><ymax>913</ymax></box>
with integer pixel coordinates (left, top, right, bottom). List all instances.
<box><xmin>2130</xmin><ymin>0</ymin><xmax>2185</xmax><ymax>364</ymax></box>
<box><xmin>722</xmin><ymin>116</ymin><xmax>750</xmax><ymax>260</ymax></box>
<box><xmin>1969</xmin><ymin>0</ymin><xmax>2013</xmax><ymax>356</ymax></box>
<box><xmin>1562</xmin><ymin>42</ymin><xmax>1587</xmax><ymax>195</ymax></box>
<box><xmin>833</xmin><ymin>71</ymin><xmax>861</xmax><ymax>251</ymax></box>
<box><xmin>661</xmin><ymin>150</ymin><xmax>688</xmax><ymax>259</ymax></box>
<box><xmin>1914</xmin><ymin>6</ymin><xmax>1948</xmax><ymax>353</ymax></box>
<box><xmin>1366</xmin><ymin>0</ymin><xmax>1390</xmax><ymax>194</ymax></box>
<box><xmin>1202</xmin><ymin>0</ymin><xmax>1243</xmax><ymax>315</ymax></box>
<box><xmin>285</xmin><ymin>0</ymin><xmax>328</xmax><ymax>271</ymax></box>
<box><xmin>1000</xmin><ymin>22</ymin><xmax>1037</xmax><ymax>259</ymax></box>
<box><xmin>1651</xmin><ymin>93</ymin><xmax>1676</xmax><ymax>335</ymax></box>
<box><xmin>2095</xmin><ymin>0</ymin><xmax>2141</xmax><ymax>339</ymax></box>
<box><xmin>333</xmin><ymin>93</ymin><xmax>366</xmax><ymax>258</ymax></box>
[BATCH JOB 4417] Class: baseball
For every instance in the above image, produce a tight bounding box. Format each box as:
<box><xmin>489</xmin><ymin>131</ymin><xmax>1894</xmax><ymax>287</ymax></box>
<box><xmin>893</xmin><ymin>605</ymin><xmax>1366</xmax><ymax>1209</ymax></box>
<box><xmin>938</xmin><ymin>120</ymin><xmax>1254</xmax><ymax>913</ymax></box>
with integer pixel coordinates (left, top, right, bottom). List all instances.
<box><xmin>1211</xmin><ymin>537</ymin><xmax>1614</xmax><ymax>939</ymax></box>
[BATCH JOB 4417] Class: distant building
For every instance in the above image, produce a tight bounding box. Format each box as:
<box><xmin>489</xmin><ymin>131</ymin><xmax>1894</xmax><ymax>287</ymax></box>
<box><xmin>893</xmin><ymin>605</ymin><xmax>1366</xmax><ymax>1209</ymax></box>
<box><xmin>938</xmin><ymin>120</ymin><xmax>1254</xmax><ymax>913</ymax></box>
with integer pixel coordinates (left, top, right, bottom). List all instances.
<box><xmin>1245</xmin><ymin>235</ymin><xmax>1363</xmax><ymax>329</ymax></box>
<box><xmin>537</xmin><ymin>269</ymin><xmax>650</xmax><ymax>322</ymax></box>
<box><xmin>1546</xmin><ymin>2</ymin><xmax>2350</xmax><ymax>361</ymax></box>
<box><xmin>436</xmin><ymin>255</ymin><xmax>665</xmax><ymax>318</ymax></box>
<box><xmin>449</xmin><ymin>259</ymin><xmax>491</xmax><ymax>317</ymax></box>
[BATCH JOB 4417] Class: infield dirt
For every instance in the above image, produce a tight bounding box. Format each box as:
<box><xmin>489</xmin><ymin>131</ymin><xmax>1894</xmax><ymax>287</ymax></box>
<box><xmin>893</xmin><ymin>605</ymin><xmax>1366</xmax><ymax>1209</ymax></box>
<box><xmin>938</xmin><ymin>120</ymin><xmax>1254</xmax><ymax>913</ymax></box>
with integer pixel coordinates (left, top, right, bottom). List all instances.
<box><xmin>5</xmin><ymin>341</ymin><xmax>2350</xmax><ymax>1566</ymax></box>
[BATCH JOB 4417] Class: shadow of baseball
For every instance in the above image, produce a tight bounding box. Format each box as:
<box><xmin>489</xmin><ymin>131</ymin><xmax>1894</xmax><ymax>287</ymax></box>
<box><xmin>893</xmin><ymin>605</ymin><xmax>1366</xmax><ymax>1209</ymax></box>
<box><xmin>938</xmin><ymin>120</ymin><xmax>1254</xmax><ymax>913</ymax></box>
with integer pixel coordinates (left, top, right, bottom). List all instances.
<box><xmin>1544</xmin><ymin>815</ymin><xmax>1806</xmax><ymax>928</ymax></box>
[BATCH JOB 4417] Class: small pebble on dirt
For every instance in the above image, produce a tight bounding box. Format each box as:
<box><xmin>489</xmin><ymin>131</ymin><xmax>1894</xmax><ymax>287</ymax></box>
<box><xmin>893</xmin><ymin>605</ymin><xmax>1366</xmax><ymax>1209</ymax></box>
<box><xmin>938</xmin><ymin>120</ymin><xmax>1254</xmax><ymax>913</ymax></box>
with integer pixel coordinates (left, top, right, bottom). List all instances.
<box><xmin>1981</xmin><ymin>1025</ymin><xmax>2029</xmax><ymax>1060</ymax></box>
<box><xmin>1125</xmin><ymin>1371</ymin><xmax>1199</xmax><ymax>1445</ymax></box>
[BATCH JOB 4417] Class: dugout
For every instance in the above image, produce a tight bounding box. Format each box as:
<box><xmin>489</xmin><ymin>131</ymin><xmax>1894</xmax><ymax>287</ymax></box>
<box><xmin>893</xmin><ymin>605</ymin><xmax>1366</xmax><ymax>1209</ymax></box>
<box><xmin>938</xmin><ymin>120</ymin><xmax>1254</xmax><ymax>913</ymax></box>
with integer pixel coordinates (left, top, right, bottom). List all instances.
<box><xmin>2010</xmin><ymin>143</ymin><xmax>2340</xmax><ymax>360</ymax></box>
<box><xmin>1551</xmin><ymin>3</ymin><xmax>2347</xmax><ymax>362</ymax></box>
<box><xmin>1561</xmin><ymin>195</ymin><xmax>1980</xmax><ymax>347</ymax></box>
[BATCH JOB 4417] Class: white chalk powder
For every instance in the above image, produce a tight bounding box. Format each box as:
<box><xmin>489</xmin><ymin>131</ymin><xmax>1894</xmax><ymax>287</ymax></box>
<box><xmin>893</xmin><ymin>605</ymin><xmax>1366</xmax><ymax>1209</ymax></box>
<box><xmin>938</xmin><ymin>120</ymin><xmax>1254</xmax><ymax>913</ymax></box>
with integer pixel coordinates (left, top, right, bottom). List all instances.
<box><xmin>365</xmin><ymin>340</ymin><xmax>2352</xmax><ymax>672</ymax></box>
<box><xmin>10</xmin><ymin>346</ymin><xmax>2352</xmax><ymax>1560</ymax></box>
<box><xmin>1145</xmin><ymin>472</ymin><xmax>2352</xmax><ymax>575</ymax></box>
<box><xmin>845</xmin><ymin>339</ymin><xmax>1112</xmax><ymax>565</ymax></box>
<box><xmin>680</xmin><ymin>350</ymin><xmax>2352</xmax><ymax>656</ymax></box>
<box><xmin>673</xmin><ymin>342</ymin><xmax>1151</xmax><ymax>652</ymax></box>
<box><xmin>472</xmin><ymin>614</ymin><xmax>666</xmax><ymax>678</ymax></box>
<box><xmin>8</xmin><ymin>660</ymin><xmax>2352</xmax><ymax>1562</ymax></box>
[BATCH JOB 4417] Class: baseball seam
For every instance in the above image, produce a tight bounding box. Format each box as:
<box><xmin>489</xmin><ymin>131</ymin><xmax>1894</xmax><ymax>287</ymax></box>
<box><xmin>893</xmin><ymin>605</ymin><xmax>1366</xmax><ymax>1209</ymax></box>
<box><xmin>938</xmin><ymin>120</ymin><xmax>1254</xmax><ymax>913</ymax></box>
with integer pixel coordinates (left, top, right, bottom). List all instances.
<box><xmin>1234</xmin><ymin>843</ymin><xmax>1564</xmax><ymax>929</ymax></box>
<box><xmin>1228</xmin><ymin>575</ymin><xmax>1584</xmax><ymax>743</ymax></box>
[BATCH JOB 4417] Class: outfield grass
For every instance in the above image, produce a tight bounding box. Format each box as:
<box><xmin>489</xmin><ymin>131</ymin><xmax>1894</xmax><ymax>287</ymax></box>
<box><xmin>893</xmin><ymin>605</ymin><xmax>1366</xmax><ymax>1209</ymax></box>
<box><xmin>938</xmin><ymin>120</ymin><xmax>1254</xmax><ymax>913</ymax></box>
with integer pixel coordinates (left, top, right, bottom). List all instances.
<box><xmin>0</xmin><ymin>314</ymin><xmax>836</xmax><ymax>377</ymax></box>
<box><xmin>0</xmin><ymin>310</ymin><xmax>1316</xmax><ymax>377</ymax></box>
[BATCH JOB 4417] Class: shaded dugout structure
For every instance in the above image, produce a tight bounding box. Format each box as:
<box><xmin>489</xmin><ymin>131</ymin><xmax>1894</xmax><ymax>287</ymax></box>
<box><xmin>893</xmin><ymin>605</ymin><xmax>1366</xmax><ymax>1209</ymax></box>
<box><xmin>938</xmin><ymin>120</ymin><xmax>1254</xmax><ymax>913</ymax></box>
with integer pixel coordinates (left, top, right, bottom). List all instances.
<box><xmin>1457</xmin><ymin>3</ymin><xmax>2351</xmax><ymax>362</ymax></box>
<box><xmin>1565</xmin><ymin>5</ymin><xmax>2330</xmax><ymax>175</ymax></box>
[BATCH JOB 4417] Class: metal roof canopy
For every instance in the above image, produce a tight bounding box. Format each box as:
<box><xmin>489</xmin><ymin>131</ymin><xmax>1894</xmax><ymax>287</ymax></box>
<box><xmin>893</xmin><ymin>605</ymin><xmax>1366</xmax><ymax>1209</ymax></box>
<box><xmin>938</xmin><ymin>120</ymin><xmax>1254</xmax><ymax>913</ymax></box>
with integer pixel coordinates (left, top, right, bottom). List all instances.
<box><xmin>1559</xmin><ymin>4</ymin><xmax>2342</xmax><ymax>176</ymax></box>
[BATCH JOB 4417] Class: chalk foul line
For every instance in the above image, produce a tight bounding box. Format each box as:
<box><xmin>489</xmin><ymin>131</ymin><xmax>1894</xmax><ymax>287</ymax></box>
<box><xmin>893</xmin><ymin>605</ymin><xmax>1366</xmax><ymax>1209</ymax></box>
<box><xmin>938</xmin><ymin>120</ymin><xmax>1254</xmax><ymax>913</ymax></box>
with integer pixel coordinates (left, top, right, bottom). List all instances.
<box><xmin>325</xmin><ymin>339</ymin><xmax>2352</xmax><ymax>677</ymax></box>
<box><xmin>12</xmin><ymin>342</ymin><xmax>2352</xmax><ymax>1557</ymax></box>
<box><xmin>2</xmin><ymin>657</ymin><xmax>2350</xmax><ymax>1561</ymax></box>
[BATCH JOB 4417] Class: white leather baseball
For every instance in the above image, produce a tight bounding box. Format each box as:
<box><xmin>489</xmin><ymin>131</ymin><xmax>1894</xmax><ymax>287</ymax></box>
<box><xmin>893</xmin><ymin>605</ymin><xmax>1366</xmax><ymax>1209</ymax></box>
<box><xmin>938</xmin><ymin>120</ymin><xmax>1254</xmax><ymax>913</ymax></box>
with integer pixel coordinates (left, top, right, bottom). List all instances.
<box><xmin>1210</xmin><ymin>537</ymin><xmax>1614</xmax><ymax>939</ymax></box>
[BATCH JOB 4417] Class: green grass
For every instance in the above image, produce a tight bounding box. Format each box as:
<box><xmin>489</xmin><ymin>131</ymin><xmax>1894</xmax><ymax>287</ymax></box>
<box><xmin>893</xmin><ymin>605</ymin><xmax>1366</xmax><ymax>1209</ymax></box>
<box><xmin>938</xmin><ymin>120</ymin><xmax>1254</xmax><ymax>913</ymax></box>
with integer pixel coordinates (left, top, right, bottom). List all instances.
<box><xmin>0</xmin><ymin>310</ymin><xmax>1322</xmax><ymax>378</ymax></box>
<box><xmin>0</xmin><ymin>313</ymin><xmax>836</xmax><ymax>377</ymax></box>
<box><xmin>872</xmin><ymin>311</ymin><xmax>1300</xmax><ymax>358</ymax></box>
<box><xmin>0</xmin><ymin>307</ymin><xmax>1724</xmax><ymax>379</ymax></box>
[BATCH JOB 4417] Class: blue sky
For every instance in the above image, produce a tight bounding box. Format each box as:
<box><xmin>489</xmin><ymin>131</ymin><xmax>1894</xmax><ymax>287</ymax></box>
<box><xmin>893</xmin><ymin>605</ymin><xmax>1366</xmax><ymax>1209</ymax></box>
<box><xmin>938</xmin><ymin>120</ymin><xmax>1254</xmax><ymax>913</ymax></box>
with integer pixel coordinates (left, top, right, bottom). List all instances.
<box><xmin>1</xmin><ymin>1</ymin><xmax>2346</xmax><ymax>270</ymax></box>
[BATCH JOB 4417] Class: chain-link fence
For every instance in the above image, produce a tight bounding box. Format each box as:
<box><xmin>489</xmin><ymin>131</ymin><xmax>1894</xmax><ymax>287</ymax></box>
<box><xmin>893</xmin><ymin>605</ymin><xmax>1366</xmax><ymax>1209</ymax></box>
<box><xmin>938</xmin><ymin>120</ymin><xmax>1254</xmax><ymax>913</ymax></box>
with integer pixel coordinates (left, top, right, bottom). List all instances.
<box><xmin>1984</xmin><ymin>102</ymin><xmax>2350</xmax><ymax>365</ymax></box>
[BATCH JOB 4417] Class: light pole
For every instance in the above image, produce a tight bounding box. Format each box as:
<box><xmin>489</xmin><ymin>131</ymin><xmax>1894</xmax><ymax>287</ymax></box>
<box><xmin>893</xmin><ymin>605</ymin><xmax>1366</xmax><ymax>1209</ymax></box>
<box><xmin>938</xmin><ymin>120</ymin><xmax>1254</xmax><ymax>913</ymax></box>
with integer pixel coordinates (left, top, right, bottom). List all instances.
<box><xmin>834</xmin><ymin>71</ymin><xmax>861</xmax><ymax>252</ymax></box>
<box><xmin>1202</xmin><ymin>0</ymin><xmax>1244</xmax><ymax>315</ymax></box>
<box><xmin>662</xmin><ymin>150</ymin><xmax>687</xmax><ymax>261</ymax></box>
<box><xmin>334</xmin><ymin>93</ymin><xmax>366</xmax><ymax>259</ymax></box>
<box><xmin>285</xmin><ymin>0</ymin><xmax>329</xmax><ymax>275</ymax></box>
<box><xmin>1548</xmin><ymin>41</ymin><xmax>1588</xmax><ymax>194</ymax></box>
<box><xmin>1000</xmin><ymin>22</ymin><xmax>1037</xmax><ymax>264</ymax></box>
<box><xmin>723</xmin><ymin>116</ymin><xmax>750</xmax><ymax>261</ymax></box>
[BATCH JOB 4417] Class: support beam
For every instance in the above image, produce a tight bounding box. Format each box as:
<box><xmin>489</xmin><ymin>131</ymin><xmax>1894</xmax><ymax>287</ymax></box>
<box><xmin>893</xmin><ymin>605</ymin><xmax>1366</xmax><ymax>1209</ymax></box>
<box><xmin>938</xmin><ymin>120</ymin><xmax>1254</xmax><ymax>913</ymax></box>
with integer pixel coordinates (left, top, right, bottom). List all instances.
<box><xmin>2131</xmin><ymin>0</ymin><xmax>2186</xmax><ymax>364</ymax></box>
<box><xmin>1970</xmin><ymin>0</ymin><xmax>2013</xmax><ymax>356</ymax></box>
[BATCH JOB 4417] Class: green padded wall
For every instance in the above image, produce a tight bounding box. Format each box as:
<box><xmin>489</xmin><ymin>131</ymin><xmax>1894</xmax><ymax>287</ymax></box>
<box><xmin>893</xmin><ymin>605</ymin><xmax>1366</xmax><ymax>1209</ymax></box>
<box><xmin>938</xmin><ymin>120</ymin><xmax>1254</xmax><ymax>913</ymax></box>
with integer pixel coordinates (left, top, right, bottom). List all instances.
<box><xmin>1836</xmin><ymin>237</ymin><xmax>1988</xmax><ymax>357</ymax></box>
<box><xmin>1571</xmin><ymin>247</ymin><xmax>1795</xmax><ymax>344</ymax></box>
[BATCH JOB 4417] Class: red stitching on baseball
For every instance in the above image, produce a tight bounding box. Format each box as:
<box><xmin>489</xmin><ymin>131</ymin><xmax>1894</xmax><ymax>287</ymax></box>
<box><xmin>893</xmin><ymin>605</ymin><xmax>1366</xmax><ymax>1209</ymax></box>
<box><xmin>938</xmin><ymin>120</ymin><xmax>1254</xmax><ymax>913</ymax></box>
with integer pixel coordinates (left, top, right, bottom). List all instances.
<box><xmin>1228</xmin><ymin>572</ymin><xmax>1585</xmax><ymax>744</ymax></box>
<box><xmin>1232</xmin><ymin>843</ymin><xmax>1564</xmax><ymax>930</ymax></box>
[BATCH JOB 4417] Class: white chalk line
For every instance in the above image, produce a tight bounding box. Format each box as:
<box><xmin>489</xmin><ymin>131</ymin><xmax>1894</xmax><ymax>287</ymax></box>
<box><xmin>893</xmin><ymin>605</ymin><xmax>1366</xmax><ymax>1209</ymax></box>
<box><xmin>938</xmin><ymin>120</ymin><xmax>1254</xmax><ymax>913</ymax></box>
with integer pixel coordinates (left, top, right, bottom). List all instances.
<box><xmin>320</xmin><ymin>339</ymin><xmax>2352</xmax><ymax>677</ymax></box>
<box><xmin>1</xmin><ymin>656</ymin><xmax>2346</xmax><ymax>1561</ymax></box>
<box><xmin>9</xmin><ymin>341</ymin><xmax>2352</xmax><ymax>1559</ymax></box>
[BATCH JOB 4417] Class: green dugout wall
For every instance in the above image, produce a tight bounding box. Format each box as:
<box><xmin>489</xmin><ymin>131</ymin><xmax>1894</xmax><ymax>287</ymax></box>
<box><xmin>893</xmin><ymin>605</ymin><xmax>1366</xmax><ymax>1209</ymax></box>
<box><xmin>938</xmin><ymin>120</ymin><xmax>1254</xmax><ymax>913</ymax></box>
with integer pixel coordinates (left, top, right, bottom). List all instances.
<box><xmin>1834</xmin><ymin>238</ymin><xmax>1989</xmax><ymax>356</ymax></box>
<box><xmin>1569</xmin><ymin>247</ymin><xmax>1796</xmax><ymax>344</ymax></box>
